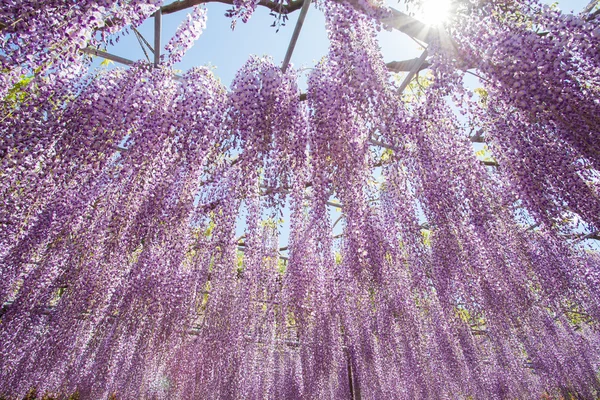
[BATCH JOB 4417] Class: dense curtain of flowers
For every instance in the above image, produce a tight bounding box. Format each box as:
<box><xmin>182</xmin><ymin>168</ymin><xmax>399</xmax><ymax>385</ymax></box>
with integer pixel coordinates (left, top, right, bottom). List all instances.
<box><xmin>449</xmin><ymin>0</ymin><xmax>600</xmax><ymax>231</ymax></box>
<box><xmin>0</xmin><ymin>0</ymin><xmax>163</xmax><ymax>98</ymax></box>
<box><xmin>0</xmin><ymin>0</ymin><xmax>599</xmax><ymax>399</ymax></box>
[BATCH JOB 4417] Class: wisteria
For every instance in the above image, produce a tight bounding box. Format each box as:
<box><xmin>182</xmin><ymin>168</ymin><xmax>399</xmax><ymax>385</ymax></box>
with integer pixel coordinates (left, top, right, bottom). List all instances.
<box><xmin>1</xmin><ymin>0</ymin><xmax>600</xmax><ymax>399</ymax></box>
<box><xmin>446</xmin><ymin>0</ymin><xmax>600</xmax><ymax>231</ymax></box>
<box><xmin>0</xmin><ymin>1</ymin><xmax>162</xmax><ymax>97</ymax></box>
<box><xmin>164</xmin><ymin>6</ymin><xmax>208</xmax><ymax>65</ymax></box>
<box><xmin>225</xmin><ymin>0</ymin><xmax>262</xmax><ymax>27</ymax></box>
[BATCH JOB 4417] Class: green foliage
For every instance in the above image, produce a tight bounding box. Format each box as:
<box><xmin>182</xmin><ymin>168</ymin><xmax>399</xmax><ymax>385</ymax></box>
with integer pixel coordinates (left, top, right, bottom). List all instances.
<box><xmin>48</xmin><ymin>286</ymin><xmax>67</xmax><ymax>308</ymax></box>
<box><xmin>1</xmin><ymin>71</ymin><xmax>39</xmax><ymax>116</ymax></box>
<box><xmin>420</xmin><ymin>228</ymin><xmax>431</xmax><ymax>247</ymax></box>
<box><xmin>473</xmin><ymin>87</ymin><xmax>488</xmax><ymax>107</ymax></box>
<box><xmin>260</xmin><ymin>217</ymin><xmax>284</xmax><ymax>229</ymax></box>
<box><xmin>236</xmin><ymin>250</ymin><xmax>244</xmax><ymax>278</ymax></box>
<box><xmin>455</xmin><ymin>304</ymin><xmax>487</xmax><ymax>336</ymax></box>
<box><xmin>379</xmin><ymin>148</ymin><xmax>394</xmax><ymax>164</ymax></box>
<box><xmin>561</xmin><ymin>300</ymin><xmax>597</xmax><ymax>330</ymax></box>
<box><xmin>474</xmin><ymin>145</ymin><xmax>497</xmax><ymax>164</ymax></box>
<box><xmin>2</xmin><ymin>65</ymin><xmax>45</xmax><ymax>108</ymax></box>
<box><xmin>99</xmin><ymin>58</ymin><xmax>114</xmax><ymax>68</ymax></box>
<box><xmin>396</xmin><ymin>70</ymin><xmax>434</xmax><ymax>104</ymax></box>
<box><xmin>277</xmin><ymin>258</ymin><xmax>287</xmax><ymax>274</ymax></box>
<box><xmin>203</xmin><ymin>218</ymin><xmax>216</xmax><ymax>237</ymax></box>
<box><xmin>128</xmin><ymin>242</ymin><xmax>144</xmax><ymax>264</ymax></box>
<box><xmin>334</xmin><ymin>251</ymin><xmax>343</xmax><ymax>264</ymax></box>
<box><xmin>4</xmin><ymin>75</ymin><xmax>34</xmax><ymax>103</ymax></box>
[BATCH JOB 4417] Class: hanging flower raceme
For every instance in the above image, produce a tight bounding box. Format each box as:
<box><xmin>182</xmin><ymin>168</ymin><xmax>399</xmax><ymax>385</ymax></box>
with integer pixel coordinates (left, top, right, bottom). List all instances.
<box><xmin>0</xmin><ymin>65</ymin><xmax>233</xmax><ymax>398</ymax></box>
<box><xmin>476</xmin><ymin>97</ymin><xmax>600</xmax><ymax>231</ymax></box>
<box><xmin>0</xmin><ymin>64</ymin><xmax>165</xmax><ymax>305</ymax></box>
<box><xmin>227</xmin><ymin>56</ymin><xmax>308</xmax><ymax>205</ymax></box>
<box><xmin>399</xmin><ymin>75</ymin><xmax>600</xmax><ymax>397</ymax></box>
<box><xmin>164</xmin><ymin>6</ymin><xmax>208</xmax><ymax>65</ymax></box>
<box><xmin>0</xmin><ymin>0</ymin><xmax>162</xmax><ymax>98</ymax></box>
<box><xmin>166</xmin><ymin>57</ymin><xmax>312</xmax><ymax>398</ymax></box>
<box><xmin>308</xmin><ymin>0</ymin><xmax>406</xmax><ymax>281</ymax></box>
<box><xmin>299</xmin><ymin>3</ymin><xmax>440</xmax><ymax>397</ymax></box>
<box><xmin>0</xmin><ymin>0</ymin><xmax>600</xmax><ymax>398</ymax></box>
<box><xmin>444</xmin><ymin>0</ymin><xmax>600</xmax><ymax>230</ymax></box>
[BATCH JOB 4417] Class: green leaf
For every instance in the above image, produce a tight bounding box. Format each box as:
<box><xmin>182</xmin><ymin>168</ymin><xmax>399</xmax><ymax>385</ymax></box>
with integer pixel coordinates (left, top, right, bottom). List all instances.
<box><xmin>100</xmin><ymin>58</ymin><xmax>114</xmax><ymax>67</ymax></box>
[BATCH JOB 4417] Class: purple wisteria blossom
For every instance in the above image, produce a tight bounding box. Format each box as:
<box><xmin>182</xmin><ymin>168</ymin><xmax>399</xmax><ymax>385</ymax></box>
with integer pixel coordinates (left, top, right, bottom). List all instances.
<box><xmin>0</xmin><ymin>0</ymin><xmax>599</xmax><ymax>398</ymax></box>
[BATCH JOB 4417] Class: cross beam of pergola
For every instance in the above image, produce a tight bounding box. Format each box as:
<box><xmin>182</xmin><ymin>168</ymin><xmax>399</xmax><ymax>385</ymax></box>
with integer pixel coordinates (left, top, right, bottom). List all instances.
<box><xmin>83</xmin><ymin>0</ymin><xmax>447</xmax><ymax>164</ymax></box>
<box><xmin>97</xmin><ymin>0</ymin><xmax>504</xmax><ymax>273</ymax></box>
<box><xmin>85</xmin><ymin>0</ymin><xmax>448</xmax><ymax>85</ymax></box>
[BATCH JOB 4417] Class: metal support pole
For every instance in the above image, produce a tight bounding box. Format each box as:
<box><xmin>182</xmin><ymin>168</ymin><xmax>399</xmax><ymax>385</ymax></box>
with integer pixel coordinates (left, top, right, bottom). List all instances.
<box><xmin>397</xmin><ymin>48</ymin><xmax>428</xmax><ymax>94</ymax></box>
<box><xmin>281</xmin><ymin>0</ymin><xmax>312</xmax><ymax>72</ymax></box>
<box><xmin>154</xmin><ymin>10</ymin><xmax>162</xmax><ymax>67</ymax></box>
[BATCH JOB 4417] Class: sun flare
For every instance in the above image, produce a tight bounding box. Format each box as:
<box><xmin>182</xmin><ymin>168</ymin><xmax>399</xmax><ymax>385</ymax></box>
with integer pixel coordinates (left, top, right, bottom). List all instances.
<box><xmin>417</xmin><ymin>0</ymin><xmax>452</xmax><ymax>26</ymax></box>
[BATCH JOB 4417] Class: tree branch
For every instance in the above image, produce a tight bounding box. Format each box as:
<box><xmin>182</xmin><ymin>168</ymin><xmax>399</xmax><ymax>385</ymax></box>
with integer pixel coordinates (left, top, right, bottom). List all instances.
<box><xmin>161</xmin><ymin>0</ymin><xmax>305</xmax><ymax>15</ymax></box>
<box><xmin>161</xmin><ymin>0</ymin><xmax>437</xmax><ymax>46</ymax></box>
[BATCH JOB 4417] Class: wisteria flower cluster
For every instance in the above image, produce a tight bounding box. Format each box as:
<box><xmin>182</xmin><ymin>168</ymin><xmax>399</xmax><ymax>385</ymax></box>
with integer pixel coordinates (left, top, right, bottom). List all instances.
<box><xmin>0</xmin><ymin>0</ymin><xmax>162</xmax><ymax>98</ymax></box>
<box><xmin>1</xmin><ymin>0</ymin><xmax>600</xmax><ymax>399</ymax></box>
<box><xmin>445</xmin><ymin>0</ymin><xmax>600</xmax><ymax>231</ymax></box>
<box><xmin>164</xmin><ymin>6</ymin><xmax>208</xmax><ymax>65</ymax></box>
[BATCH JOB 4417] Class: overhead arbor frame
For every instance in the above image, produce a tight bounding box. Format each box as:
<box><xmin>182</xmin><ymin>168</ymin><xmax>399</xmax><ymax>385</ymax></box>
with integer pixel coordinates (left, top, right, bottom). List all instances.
<box><xmin>0</xmin><ymin>0</ymin><xmax>599</xmax><ymax>399</ymax></box>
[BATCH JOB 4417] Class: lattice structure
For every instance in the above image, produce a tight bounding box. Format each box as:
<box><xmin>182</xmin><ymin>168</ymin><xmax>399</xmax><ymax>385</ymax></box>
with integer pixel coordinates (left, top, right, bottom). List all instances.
<box><xmin>0</xmin><ymin>0</ymin><xmax>599</xmax><ymax>399</ymax></box>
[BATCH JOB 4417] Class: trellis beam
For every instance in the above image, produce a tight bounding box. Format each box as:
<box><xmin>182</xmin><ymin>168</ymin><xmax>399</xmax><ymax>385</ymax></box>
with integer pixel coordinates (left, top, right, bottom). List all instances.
<box><xmin>162</xmin><ymin>0</ymin><xmax>304</xmax><ymax>15</ymax></box>
<box><xmin>369</xmin><ymin>137</ymin><xmax>499</xmax><ymax>167</ymax></box>
<box><xmin>397</xmin><ymin>48</ymin><xmax>428</xmax><ymax>94</ymax></box>
<box><xmin>132</xmin><ymin>27</ymin><xmax>155</xmax><ymax>53</ymax></box>
<box><xmin>81</xmin><ymin>47</ymin><xmax>135</xmax><ymax>66</ymax></box>
<box><xmin>386</xmin><ymin>58</ymin><xmax>430</xmax><ymax>73</ymax></box>
<box><xmin>369</xmin><ymin>137</ymin><xmax>396</xmax><ymax>151</ymax></box>
<box><xmin>380</xmin><ymin>7</ymin><xmax>437</xmax><ymax>44</ymax></box>
<box><xmin>83</xmin><ymin>47</ymin><xmax>426</xmax><ymax>77</ymax></box>
<box><xmin>83</xmin><ymin>47</ymin><xmax>184</xmax><ymax>80</ymax></box>
<box><xmin>470</xmin><ymin>130</ymin><xmax>486</xmax><ymax>143</ymax></box>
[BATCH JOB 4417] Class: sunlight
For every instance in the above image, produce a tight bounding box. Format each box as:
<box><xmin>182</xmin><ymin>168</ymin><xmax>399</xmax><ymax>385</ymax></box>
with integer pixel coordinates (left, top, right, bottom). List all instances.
<box><xmin>417</xmin><ymin>0</ymin><xmax>452</xmax><ymax>26</ymax></box>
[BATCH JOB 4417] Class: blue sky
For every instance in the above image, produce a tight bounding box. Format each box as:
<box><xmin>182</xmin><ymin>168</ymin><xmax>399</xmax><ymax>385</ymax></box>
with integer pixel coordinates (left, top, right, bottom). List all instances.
<box><xmin>95</xmin><ymin>0</ymin><xmax>591</xmax><ymax>87</ymax></box>
<box><xmin>95</xmin><ymin>0</ymin><xmax>588</xmax><ymax>86</ymax></box>
<box><xmin>94</xmin><ymin>1</ymin><xmax>422</xmax><ymax>87</ymax></box>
